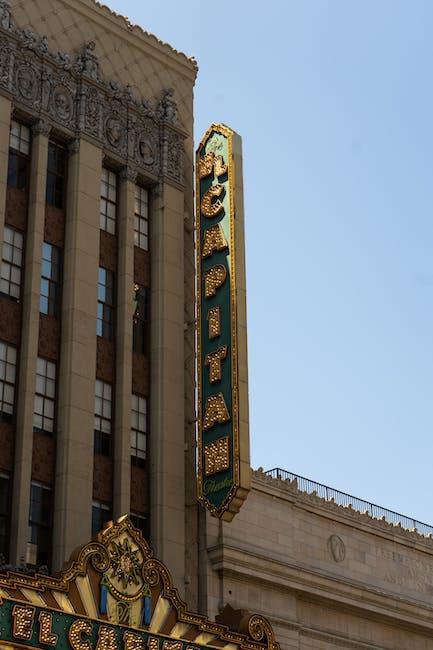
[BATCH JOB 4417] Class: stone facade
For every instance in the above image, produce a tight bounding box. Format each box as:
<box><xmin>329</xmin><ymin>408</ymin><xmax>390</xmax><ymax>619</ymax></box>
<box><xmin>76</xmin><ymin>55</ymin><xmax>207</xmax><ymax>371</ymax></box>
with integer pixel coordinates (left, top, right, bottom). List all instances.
<box><xmin>202</xmin><ymin>470</ymin><xmax>433</xmax><ymax>649</ymax></box>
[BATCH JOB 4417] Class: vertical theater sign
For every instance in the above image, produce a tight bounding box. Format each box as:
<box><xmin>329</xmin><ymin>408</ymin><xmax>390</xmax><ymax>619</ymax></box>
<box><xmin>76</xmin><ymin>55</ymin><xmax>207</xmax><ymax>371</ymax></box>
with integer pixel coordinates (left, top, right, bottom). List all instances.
<box><xmin>0</xmin><ymin>517</ymin><xmax>279</xmax><ymax>650</ymax></box>
<box><xmin>196</xmin><ymin>124</ymin><xmax>250</xmax><ymax>521</ymax></box>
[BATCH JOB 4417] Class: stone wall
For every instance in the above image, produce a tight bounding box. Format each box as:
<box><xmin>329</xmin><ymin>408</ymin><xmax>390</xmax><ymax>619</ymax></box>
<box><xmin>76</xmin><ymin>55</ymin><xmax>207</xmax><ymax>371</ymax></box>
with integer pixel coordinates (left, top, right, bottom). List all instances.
<box><xmin>204</xmin><ymin>470</ymin><xmax>433</xmax><ymax>649</ymax></box>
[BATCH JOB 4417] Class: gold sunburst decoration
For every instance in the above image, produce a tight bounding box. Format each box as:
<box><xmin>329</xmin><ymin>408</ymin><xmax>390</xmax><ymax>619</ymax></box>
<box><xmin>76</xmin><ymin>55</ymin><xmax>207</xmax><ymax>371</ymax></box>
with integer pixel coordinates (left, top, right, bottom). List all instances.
<box><xmin>109</xmin><ymin>538</ymin><xmax>142</xmax><ymax>590</ymax></box>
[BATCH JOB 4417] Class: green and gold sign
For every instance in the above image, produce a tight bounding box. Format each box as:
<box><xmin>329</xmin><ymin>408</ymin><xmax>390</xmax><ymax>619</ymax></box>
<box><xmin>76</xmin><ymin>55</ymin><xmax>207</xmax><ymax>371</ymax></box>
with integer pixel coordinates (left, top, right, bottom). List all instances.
<box><xmin>0</xmin><ymin>517</ymin><xmax>279</xmax><ymax>650</ymax></box>
<box><xmin>196</xmin><ymin>124</ymin><xmax>250</xmax><ymax>521</ymax></box>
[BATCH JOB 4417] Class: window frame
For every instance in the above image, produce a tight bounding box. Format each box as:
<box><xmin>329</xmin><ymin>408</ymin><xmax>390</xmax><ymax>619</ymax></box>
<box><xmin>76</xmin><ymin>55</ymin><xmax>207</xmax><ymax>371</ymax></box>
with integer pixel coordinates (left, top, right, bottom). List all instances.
<box><xmin>7</xmin><ymin>119</ymin><xmax>31</xmax><ymax>190</ymax></box>
<box><xmin>133</xmin><ymin>284</ymin><xmax>148</xmax><ymax>355</ymax></box>
<box><xmin>131</xmin><ymin>393</ymin><xmax>147</xmax><ymax>467</ymax></box>
<box><xmin>100</xmin><ymin>167</ymin><xmax>118</xmax><ymax>235</ymax></box>
<box><xmin>97</xmin><ymin>267</ymin><xmax>115</xmax><ymax>340</ymax></box>
<box><xmin>33</xmin><ymin>357</ymin><xmax>56</xmax><ymax>434</ymax></box>
<box><xmin>0</xmin><ymin>226</ymin><xmax>24</xmax><ymax>300</ymax></box>
<box><xmin>92</xmin><ymin>500</ymin><xmax>111</xmax><ymax>537</ymax></box>
<box><xmin>40</xmin><ymin>242</ymin><xmax>61</xmax><ymax>317</ymax></box>
<box><xmin>0</xmin><ymin>341</ymin><xmax>17</xmax><ymax>419</ymax></box>
<box><xmin>28</xmin><ymin>482</ymin><xmax>52</xmax><ymax>569</ymax></box>
<box><xmin>94</xmin><ymin>379</ymin><xmax>113</xmax><ymax>456</ymax></box>
<box><xmin>46</xmin><ymin>141</ymin><xmax>67</xmax><ymax>209</ymax></box>
<box><xmin>134</xmin><ymin>185</ymin><xmax>149</xmax><ymax>250</ymax></box>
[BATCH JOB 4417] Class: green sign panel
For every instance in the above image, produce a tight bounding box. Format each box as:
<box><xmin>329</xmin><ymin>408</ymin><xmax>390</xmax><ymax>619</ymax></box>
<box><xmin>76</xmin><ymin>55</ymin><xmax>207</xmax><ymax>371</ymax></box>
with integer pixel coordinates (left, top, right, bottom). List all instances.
<box><xmin>196</xmin><ymin>124</ymin><xmax>250</xmax><ymax>521</ymax></box>
<box><xmin>0</xmin><ymin>599</ymin><xmax>201</xmax><ymax>650</ymax></box>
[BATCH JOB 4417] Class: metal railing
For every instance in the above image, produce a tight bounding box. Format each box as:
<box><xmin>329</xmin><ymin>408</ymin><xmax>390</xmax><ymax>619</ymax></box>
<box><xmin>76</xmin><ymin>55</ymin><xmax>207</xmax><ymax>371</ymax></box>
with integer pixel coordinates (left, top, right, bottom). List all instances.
<box><xmin>265</xmin><ymin>468</ymin><xmax>433</xmax><ymax>538</ymax></box>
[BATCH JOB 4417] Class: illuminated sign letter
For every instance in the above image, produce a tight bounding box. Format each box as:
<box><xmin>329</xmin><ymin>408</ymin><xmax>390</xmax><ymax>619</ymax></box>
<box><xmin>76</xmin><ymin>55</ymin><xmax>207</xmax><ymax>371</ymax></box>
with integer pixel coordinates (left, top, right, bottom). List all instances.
<box><xmin>207</xmin><ymin>306</ymin><xmax>221</xmax><ymax>339</ymax></box>
<box><xmin>96</xmin><ymin>626</ymin><xmax>118</xmax><ymax>650</ymax></box>
<box><xmin>12</xmin><ymin>605</ymin><xmax>35</xmax><ymax>640</ymax></box>
<box><xmin>39</xmin><ymin>611</ymin><xmax>58</xmax><ymax>646</ymax></box>
<box><xmin>201</xmin><ymin>184</ymin><xmax>224</xmax><ymax>217</ymax></box>
<box><xmin>203</xmin><ymin>393</ymin><xmax>230</xmax><ymax>430</ymax></box>
<box><xmin>202</xmin><ymin>224</ymin><xmax>228</xmax><ymax>258</ymax></box>
<box><xmin>205</xmin><ymin>265</ymin><xmax>226</xmax><ymax>298</ymax></box>
<box><xmin>124</xmin><ymin>631</ymin><xmax>145</xmax><ymax>650</ymax></box>
<box><xmin>205</xmin><ymin>346</ymin><xmax>228</xmax><ymax>383</ymax></box>
<box><xmin>69</xmin><ymin>619</ymin><xmax>93</xmax><ymax>650</ymax></box>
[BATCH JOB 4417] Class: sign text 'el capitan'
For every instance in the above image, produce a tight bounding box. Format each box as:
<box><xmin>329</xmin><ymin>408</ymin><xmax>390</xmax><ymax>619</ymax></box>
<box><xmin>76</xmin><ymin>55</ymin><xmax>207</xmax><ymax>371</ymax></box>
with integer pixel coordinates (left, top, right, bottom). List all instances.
<box><xmin>196</xmin><ymin>124</ymin><xmax>250</xmax><ymax>521</ymax></box>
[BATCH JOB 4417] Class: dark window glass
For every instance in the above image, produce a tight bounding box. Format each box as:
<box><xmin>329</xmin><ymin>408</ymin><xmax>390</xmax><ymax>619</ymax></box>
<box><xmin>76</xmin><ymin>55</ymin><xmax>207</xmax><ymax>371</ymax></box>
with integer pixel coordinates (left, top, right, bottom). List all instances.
<box><xmin>46</xmin><ymin>142</ymin><xmax>66</xmax><ymax>209</ymax></box>
<box><xmin>94</xmin><ymin>379</ymin><xmax>112</xmax><ymax>456</ymax></box>
<box><xmin>97</xmin><ymin>267</ymin><xmax>114</xmax><ymax>340</ymax></box>
<box><xmin>134</xmin><ymin>186</ymin><xmax>149</xmax><ymax>250</ymax></box>
<box><xmin>131</xmin><ymin>394</ymin><xmax>147</xmax><ymax>468</ymax></box>
<box><xmin>92</xmin><ymin>502</ymin><xmax>111</xmax><ymax>537</ymax></box>
<box><xmin>28</xmin><ymin>483</ymin><xmax>52</xmax><ymax>569</ymax></box>
<box><xmin>0</xmin><ymin>226</ymin><xmax>23</xmax><ymax>300</ymax></box>
<box><xmin>133</xmin><ymin>285</ymin><xmax>148</xmax><ymax>354</ymax></box>
<box><xmin>0</xmin><ymin>475</ymin><xmax>10</xmax><ymax>563</ymax></box>
<box><xmin>7</xmin><ymin>120</ymin><xmax>30</xmax><ymax>189</ymax></box>
<box><xmin>40</xmin><ymin>243</ymin><xmax>61</xmax><ymax>316</ymax></box>
<box><xmin>0</xmin><ymin>341</ymin><xmax>17</xmax><ymax>418</ymax></box>
<box><xmin>33</xmin><ymin>358</ymin><xmax>56</xmax><ymax>434</ymax></box>
<box><xmin>130</xmin><ymin>513</ymin><xmax>149</xmax><ymax>540</ymax></box>
<box><xmin>100</xmin><ymin>168</ymin><xmax>117</xmax><ymax>234</ymax></box>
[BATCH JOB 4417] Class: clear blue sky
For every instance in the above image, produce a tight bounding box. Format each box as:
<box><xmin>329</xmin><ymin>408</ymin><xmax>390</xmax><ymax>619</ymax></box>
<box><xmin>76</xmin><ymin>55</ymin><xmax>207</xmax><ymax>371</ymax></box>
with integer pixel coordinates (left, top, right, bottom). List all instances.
<box><xmin>107</xmin><ymin>0</ymin><xmax>433</xmax><ymax>523</ymax></box>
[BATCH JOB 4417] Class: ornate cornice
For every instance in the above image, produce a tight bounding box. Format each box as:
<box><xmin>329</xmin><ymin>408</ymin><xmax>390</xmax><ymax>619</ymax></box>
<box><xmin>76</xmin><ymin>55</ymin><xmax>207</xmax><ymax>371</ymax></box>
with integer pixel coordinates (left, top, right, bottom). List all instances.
<box><xmin>0</xmin><ymin>3</ymin><xmax>186</xmax><ymax>187</ymax></box>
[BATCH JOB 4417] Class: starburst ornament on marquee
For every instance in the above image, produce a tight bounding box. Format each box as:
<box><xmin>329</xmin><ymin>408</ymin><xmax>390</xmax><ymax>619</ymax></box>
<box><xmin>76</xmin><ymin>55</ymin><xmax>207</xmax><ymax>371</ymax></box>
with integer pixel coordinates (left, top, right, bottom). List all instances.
<box><xmin>109</xmin><ymin>538</ymin><xmax>142</xmax><ymax>590</ymax></box>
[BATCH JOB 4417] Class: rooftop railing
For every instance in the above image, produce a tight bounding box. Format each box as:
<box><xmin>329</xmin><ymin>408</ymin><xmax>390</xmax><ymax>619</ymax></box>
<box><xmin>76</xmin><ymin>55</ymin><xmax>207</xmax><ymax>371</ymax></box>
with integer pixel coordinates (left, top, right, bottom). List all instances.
<box><xmin>264</xmin><ymin>467</ymin><xmax>433</xmax><ymax>538</ymax></box>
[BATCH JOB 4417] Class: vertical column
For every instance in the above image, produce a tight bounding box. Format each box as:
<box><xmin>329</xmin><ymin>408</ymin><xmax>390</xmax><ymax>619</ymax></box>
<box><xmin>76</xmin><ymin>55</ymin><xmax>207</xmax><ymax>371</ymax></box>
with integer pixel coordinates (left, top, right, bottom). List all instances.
<box><xmin>52</xmin><ymin>139</ymin><xmax>102</xmax><ymax>570</ymax></box>
<box><xmin>10</xmin><ymin>120</ymin><xmax>49</xmax><ymax>565</ymax></box>
<box><xmin>150</xmin><ymin>182</ymin><xmax>185</xmax><ymax>594</ymax></box>
<box><xmin>113</xmin><ymin>168</ymin><xmax>135</xmax><ymax>518</ymax></box>
<box><xmin>0</xmin><ymin>95</ymin><xmax>12</xmax><ymax>249</ymax></box>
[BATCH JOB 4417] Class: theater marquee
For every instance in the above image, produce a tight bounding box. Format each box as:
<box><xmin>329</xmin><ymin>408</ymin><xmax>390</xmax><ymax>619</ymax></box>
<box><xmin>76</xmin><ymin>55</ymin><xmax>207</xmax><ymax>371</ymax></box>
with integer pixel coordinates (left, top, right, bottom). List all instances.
<box><xmin>0</xmin><ymin>518</ymin><xmax>278</xmax><ymax>650</ymax></box>
<box><xmin>196</xmin><ymin>124</ymin><xmax>250</xmax><ymax>521</ymax></box>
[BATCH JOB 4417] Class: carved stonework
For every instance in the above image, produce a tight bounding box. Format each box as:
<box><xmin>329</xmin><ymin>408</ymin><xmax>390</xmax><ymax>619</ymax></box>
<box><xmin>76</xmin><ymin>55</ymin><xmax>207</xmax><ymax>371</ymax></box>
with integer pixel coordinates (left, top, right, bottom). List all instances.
<box><xmin>328</xmin><ymin>535</ymin><xmax>346</xmax><ymax>563</ymax></box>
<box><xmin>0</xmin><ymin>10</ymin><xmax>186</xmax><ymax>187</ymax></box>
<box><xmin>32</xmin><ymin>119</ymin><xmax>51</xmax><ymax>138</ymax></box>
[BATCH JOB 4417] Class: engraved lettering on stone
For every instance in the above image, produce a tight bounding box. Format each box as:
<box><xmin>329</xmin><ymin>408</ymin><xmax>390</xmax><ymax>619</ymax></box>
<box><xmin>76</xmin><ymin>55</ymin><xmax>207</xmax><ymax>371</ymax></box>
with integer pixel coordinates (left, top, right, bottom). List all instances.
<box><xmin>328</xmin><ymin>535</ymin><xmax>345</xmax><ymax>563</ymax></box>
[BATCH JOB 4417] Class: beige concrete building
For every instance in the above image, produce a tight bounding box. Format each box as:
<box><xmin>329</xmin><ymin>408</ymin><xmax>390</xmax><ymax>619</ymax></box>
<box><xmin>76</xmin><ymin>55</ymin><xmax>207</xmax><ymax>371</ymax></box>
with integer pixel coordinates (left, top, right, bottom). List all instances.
<box><xmin>2</xmin><ymin>2</ymin><xmax>433</xmax><ymax>650</ymax></box>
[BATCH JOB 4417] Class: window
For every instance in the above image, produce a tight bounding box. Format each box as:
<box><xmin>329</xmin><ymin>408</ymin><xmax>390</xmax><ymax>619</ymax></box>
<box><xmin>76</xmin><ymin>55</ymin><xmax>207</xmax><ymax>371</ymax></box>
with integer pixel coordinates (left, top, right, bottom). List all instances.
<box><xmin>46</xmin><ymin>142</ymin><xmax>67</xmax><ymax>209</ymax></box>
<box><xmin>7</xmin><ymin>120</ymin><xmax>30</xmax><ymax>189</ymax></box>
<box><xmin>28</xmin><ymin>483</ymin><xmax>52</xmax><ymax>569</ymax></box>
<box><xmin>130</xmin><ymin>513</ymin><xmax>149</xmax><ymax>540</ymax></box>
<box><xmin>97</xmin><ymin>267</ymin><xmax>114</xmax><ymax>339</ymax></box>
<box><xmin>133</xmin><ymin>285</ymin><xmax>148</xmax><ymax>354</ymax></box>
<box><xmin>0</xmin><ymin>342</ymin><xmax>16</xmax><ymax>417</ymax></box>
<box><xmin>100</xmin><ymin>168</ymin><xmax>117</xmax><ymax>234</ymax></box>
<box><xmin>0</xmin><ymin>474</ymin><xmax>10</xmax><ymax>563</ymax></box>
<box><xmin>40</xmin><ymin>243</ymin><xmax>60</xmax><ymax>316</ymax></box>
<box><xmin>92</xmin><ymin>501</ymin><xmax>111</xmax><ymax>537</ymax></box>
<box><xmin>94</xmin><ymin>380</ymin><xmax>112</xmax><ymax>456</ymax></box>
<box><xmin>34</xmin><ymin>358</ymin><xmax>56</xmax><ymax>434</ymax></box>
<box><xmin>134</xmin><ymin>186</ymin><xmax>149</xmax><ymax>250</ymax></box>
<box><xmin>131</xmin><ymin>394</ymin><xmax>147</xmax><ymax>467</ymax></box>
<box><xmin>0</xmin><ymin>226</ymin><xmax>23</xmax><ymax>299</ymax></box>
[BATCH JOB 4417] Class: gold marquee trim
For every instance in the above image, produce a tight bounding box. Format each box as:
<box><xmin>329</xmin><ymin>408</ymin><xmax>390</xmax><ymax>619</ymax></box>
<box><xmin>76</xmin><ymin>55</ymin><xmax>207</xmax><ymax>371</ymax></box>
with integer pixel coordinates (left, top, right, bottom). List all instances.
<box><xmin>0</xmin><ymin>516</ymin><xmax>279</xmax><ymax>650</ymax></box>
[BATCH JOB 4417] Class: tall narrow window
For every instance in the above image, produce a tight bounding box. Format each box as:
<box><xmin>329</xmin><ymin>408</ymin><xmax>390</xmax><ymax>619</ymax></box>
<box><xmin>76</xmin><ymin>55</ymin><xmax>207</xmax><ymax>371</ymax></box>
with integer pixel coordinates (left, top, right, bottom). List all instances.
<box><xmin>94</xmin><ymin>379</ymin><xmax>112</xmax><ymax>456</ymax></box>
<box><xmin>28</xmin><ymin>483</ymin><xmax>52</xmax><ymax>569</ymax></box>
<box><xmin>46</xmin><ymin>142</ymin><xmax>66</xmax><ymax>209</ymax></box>
<box><xmin>0</xmin><ymin>474</ymin><xmax>10</xmax><ymax>563</ymax></box>
<box><xmin>0</xmin><ymin>226</ymin><xmax>23</xmax><ymax>299</ymax></box>
<box><xmin>97</xmin><ymin>267</ymin><xmax>114</xmax><ymax>339</ymax></box>
<box><xmin>100</xmin><ymin>168</ymin><xmax>117</xmax><ymax>234</ymax></box>
<box><xmin>7</xmin><ymin>120</ymin><xmax>30</xmax><ymax>189</ymax></box>
<box><xmin>34</xmin><ymin>358</ymin><xmax>56</xmax><ymax>434</ymax></box>
<box><xmin>0</xmin><ymin>342</ymin><xmax>16</xmax><ymax>418</ymax></box>
<box><xmin>40</xmin><ymin>242</ymin><xmax>60</xmax><ymax>316</ymax></box>
<box><xmin>134</xmin><ymin>186</ymin><xmax>149</xmax><ymax>250</ymax></box>
<box><xmin>131</xmin><ymin>394</ymin><xmax>147</xmax><ymax>467</ymax></box>
<box><xmin>92</xmin><ymin>501</ymin><xmax>111</xmax><ymax>537</ymax></box>
<box><xmin>133</xmin><ymin>285</ymin><xmax>148</xmax><ymax>354</ymax></box>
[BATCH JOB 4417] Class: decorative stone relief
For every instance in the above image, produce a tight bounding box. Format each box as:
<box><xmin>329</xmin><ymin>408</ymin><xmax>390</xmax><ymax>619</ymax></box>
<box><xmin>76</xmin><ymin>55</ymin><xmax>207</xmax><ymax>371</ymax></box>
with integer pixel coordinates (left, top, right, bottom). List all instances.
<box><xmin>0</xmin><ymin>11</ymin><xmax>186</xmax><ymax>187</ymax></box>
<box><xmin>328</xmin><ymin>535</ymin><xmax>346</xmax><ymax>563</ymax></box>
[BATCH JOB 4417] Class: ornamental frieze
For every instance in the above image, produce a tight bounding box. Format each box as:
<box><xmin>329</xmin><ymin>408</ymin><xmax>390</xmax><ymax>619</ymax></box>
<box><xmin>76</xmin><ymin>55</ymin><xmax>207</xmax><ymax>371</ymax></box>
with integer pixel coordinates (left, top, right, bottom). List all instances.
<box><xmin>0</xmin><ymin>0</ymin><xmax>185</xmax><ymax>187</ymax></box>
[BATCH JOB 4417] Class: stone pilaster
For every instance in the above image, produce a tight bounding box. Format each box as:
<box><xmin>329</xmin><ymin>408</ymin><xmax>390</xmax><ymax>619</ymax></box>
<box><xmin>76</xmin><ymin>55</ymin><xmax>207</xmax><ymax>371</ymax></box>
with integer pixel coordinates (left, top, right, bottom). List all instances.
<box><xmin>52</xmin><ymin>138</ymin><xmax>102</xmax><ymax>570</ymax></box>
<box><xmin>112</xmin><ymin>168</ymin><xmax>135</xmax><ymax>518</ymax></box>
<box><xmin>10</xmin><ymin>120</ymin><xmax>49</xmax><ymax>565</ymax></box>
<box><xmin>150</xmin><ymin>182</ymin><xmax>185</xmax><ymax>595</ymax></box>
